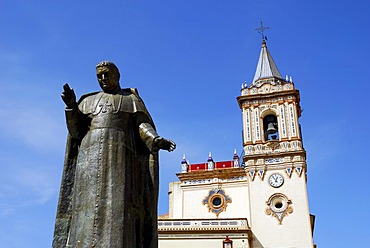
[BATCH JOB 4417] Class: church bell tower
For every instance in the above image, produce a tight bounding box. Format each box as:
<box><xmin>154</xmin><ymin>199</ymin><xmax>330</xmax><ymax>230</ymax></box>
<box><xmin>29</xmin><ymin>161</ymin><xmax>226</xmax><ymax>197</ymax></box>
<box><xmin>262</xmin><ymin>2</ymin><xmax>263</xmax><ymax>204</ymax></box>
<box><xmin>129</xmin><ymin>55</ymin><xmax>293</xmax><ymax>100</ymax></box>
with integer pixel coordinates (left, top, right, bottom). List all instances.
<box><xmin>237</xmin><ymin>38</ymin><xmax>315</xmax><ymax>247</ymax></box>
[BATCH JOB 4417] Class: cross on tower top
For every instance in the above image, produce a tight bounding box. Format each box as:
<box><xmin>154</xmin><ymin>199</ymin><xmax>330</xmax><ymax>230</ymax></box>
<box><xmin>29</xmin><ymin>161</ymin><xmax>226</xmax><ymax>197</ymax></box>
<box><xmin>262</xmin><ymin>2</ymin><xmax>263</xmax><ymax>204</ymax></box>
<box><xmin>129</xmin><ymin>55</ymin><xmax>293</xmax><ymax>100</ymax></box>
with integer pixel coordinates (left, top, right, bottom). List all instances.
<box><xmin>255</xmin><ymin>20</ymin><xmax>269</xmax><ymax>41</ymax></box>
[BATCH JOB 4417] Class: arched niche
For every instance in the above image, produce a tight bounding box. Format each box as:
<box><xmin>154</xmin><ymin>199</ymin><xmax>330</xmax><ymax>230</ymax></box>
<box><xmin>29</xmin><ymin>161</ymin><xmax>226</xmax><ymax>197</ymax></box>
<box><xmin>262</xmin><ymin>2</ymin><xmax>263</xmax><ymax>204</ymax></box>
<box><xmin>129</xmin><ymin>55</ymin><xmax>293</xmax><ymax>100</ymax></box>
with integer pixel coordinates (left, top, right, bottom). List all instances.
<box><xmin>262</xmin><ymin>112</ymin><xmax>279</xmax><ymax>141</ymax></box>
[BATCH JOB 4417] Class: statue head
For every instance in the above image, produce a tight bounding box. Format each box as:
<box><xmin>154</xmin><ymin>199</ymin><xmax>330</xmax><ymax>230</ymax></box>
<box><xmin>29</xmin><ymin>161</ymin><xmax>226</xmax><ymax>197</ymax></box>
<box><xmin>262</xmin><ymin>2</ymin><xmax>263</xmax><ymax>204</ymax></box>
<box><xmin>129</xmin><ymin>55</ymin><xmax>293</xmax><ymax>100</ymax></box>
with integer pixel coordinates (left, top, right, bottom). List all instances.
<box><xmin>96</xmin><ymin>61</ymin><xmax>121</xmax><ymax>93</ymax></box>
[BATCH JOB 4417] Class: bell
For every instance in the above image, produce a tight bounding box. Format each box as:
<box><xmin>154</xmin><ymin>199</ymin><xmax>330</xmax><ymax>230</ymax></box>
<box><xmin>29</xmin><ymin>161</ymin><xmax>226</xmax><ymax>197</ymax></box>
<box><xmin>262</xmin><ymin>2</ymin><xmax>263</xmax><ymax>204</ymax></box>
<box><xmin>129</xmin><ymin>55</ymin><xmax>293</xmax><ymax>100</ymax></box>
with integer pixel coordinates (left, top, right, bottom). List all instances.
<box><xmin>266</xmin><ymin>122</ymin><xmax>277</xmax><ymax>134</ymax></box>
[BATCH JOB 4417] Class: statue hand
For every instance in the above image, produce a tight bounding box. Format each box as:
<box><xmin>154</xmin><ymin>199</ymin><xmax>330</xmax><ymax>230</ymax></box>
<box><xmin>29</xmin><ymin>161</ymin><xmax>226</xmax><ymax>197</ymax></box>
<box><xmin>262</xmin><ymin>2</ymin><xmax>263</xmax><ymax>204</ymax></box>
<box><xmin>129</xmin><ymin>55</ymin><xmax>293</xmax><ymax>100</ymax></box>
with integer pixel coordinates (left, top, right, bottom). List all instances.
<box><xmin>154</xmin><ymin>137</ymin><xmax>176</xmax><ymax>152</ymax></box>
<box><xmin>61</xmin><ymin>83</ymin><xmax>77</xmax><ymax>108</ymax></box>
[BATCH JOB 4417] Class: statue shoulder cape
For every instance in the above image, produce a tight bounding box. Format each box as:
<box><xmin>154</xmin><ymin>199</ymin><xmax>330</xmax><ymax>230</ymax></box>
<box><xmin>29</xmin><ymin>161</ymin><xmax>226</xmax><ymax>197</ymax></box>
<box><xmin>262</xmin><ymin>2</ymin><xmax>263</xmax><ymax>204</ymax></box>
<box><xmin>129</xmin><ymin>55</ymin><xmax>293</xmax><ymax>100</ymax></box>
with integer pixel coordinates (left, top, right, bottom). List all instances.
<box><xmin>77</xmin><ymin>88</ymin><xmax>154</xmax><ymax>125</ymax></box>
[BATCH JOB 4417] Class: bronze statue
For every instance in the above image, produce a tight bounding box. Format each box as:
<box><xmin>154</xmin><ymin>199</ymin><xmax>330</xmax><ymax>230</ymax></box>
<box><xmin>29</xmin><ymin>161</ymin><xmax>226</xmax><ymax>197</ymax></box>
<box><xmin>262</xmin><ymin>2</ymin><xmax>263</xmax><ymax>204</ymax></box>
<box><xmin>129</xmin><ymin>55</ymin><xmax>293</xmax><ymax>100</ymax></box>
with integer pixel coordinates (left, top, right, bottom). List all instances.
<box><xmin>53</xmin><ymin>61</ymin><xmax>175</xmax><ymax>248</ymax></box>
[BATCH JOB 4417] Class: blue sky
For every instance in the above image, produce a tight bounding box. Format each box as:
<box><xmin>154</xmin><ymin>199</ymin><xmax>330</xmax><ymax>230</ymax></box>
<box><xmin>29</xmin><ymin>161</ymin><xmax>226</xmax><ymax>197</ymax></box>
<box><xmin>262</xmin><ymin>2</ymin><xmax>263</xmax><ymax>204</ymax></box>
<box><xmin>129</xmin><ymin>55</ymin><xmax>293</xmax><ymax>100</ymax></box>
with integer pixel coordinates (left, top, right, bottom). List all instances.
<box><xmin>1</xmin><ymin>0</ymin><xmax>369</xmax><ymax>247</ymax></box>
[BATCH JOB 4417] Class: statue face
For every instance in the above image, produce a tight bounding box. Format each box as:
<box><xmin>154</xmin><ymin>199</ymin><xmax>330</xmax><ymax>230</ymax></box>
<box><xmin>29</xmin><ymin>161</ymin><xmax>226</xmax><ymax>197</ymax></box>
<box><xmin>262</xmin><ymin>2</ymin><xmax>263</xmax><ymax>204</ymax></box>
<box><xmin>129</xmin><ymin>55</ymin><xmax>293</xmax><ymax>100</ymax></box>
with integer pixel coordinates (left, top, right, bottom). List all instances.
<box><xmin>96</xmin><ymin>66</ymin><xmax>120</xmax><ymax>92</ymax></box>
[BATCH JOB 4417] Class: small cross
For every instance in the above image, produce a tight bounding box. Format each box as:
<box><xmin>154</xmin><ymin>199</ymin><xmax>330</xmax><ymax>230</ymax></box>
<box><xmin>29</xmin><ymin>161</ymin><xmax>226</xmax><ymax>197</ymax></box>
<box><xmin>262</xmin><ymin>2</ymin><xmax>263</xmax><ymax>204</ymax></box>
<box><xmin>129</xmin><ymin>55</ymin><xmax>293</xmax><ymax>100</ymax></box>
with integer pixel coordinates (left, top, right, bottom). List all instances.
<box><xmin>255</xmin><ymin>20</ymin><xmax>269</xmax><ymax>41</ymax></box>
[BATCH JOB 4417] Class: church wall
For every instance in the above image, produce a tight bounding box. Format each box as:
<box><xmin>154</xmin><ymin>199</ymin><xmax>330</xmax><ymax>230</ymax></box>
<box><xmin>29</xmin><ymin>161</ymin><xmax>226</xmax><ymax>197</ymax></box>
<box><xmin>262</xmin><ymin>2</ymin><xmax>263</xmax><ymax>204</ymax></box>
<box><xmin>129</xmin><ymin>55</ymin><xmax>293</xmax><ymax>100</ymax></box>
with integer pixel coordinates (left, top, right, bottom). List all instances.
<box><xmin>169</xmin><ymin>180</ymin><xmax>250</xmax><ymax>219</ymax></box>
<box><xmin>159</xmin><ymin>235</ymin><xmax>250</xmax><ymax>248</ymax></box>
<box><xmin>248</xmin><ymin>169</ymin><xmax>313</xmax><ymax>247</ymax></box>
<box><xmin>160</xmin><ymin>39</ymin><xmax>316</xmax><ymax>248</ymax></box>
<box><xmin>169</xmin><ymin>182</ymin><xmax>183</xmax><ymax>218</ymax></box>
<box><xmin>160</xmin><ymin>239</ymin><xmax>225</xmax><ymax>248</ymax></box>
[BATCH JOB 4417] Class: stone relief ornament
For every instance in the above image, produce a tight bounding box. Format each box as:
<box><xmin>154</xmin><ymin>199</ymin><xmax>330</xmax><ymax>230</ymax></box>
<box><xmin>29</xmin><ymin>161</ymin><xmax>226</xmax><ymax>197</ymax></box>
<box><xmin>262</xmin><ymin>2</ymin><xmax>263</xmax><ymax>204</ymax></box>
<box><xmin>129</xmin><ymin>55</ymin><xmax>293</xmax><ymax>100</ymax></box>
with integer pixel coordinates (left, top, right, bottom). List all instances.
<box><xmin>203</xmin><ymin>189</ymin><xmax>232</xmax><ymax>217</ymax></box>
<box><xmin>266</xmin><ymin>193</ymin><xmax>293</xmax><ymax>224</ymax></box>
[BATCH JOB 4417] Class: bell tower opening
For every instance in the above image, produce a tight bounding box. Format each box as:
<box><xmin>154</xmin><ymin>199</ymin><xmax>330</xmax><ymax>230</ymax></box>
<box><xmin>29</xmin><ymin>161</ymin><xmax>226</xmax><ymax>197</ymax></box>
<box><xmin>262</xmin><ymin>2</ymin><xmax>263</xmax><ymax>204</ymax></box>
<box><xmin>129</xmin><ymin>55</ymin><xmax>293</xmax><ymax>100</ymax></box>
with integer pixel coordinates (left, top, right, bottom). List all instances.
<box><xmin>263</xmin><ymin>114</ymin><xmax>279</xmax><ymax>141</ymax></box>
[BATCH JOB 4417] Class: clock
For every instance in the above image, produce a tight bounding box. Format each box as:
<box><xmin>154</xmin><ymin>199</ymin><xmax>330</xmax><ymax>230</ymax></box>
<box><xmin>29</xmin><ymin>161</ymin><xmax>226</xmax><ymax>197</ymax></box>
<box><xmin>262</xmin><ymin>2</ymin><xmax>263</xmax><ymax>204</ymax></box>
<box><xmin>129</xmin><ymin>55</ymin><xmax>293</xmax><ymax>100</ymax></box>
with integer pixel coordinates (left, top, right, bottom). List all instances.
<box><xmin>269</xmin><ymin>173</ymin><xmax>284</xmax><ymax>188</ymax></box>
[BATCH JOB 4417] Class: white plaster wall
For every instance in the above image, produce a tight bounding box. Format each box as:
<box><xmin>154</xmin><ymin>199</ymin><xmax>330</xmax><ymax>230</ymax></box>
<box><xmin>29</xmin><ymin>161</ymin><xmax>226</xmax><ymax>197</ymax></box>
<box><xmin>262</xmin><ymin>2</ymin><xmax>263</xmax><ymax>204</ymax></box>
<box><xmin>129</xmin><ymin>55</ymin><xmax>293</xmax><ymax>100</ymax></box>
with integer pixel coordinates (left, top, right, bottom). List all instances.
<box><xmin>159</xmin><ymin>239</ymin><xmax>221</xmax><ymax>248</ymax></box>
<box><xmin>170</xmin><ymin>181</ymin><xmax>249</xmax><ymax>219</ymax></box>
<box><xmin>215</xmin><ymin>183</ymin><xmax>250</xmax><ymax>219</ymax></box>
<box><xmin>248</xmin><ymin>169</ymin><xmax>313</xmax><ymax>247</ymax></box>
<box><xmin>182</xmin><ymin>186</ymin><xmax>214</xmax><ymax>218</ymax></box>
<box><xmin>160</xmin><ymin>238</ymin><xmax>250</xmax><ymax>248</ymax></box>
<box><xmin>170</xmin><ymin>182</ymin><xmax>183</xmax><ymax>218</ymax></box>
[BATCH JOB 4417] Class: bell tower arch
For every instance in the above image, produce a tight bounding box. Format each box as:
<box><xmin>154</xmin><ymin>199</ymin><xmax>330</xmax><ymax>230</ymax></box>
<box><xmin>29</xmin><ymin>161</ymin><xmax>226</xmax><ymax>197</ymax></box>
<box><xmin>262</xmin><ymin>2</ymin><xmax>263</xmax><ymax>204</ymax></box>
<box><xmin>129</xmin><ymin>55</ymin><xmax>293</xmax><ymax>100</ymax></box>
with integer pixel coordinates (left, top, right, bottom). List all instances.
<box><xmin>237</xmin><ymin>38</ymin><xmax>315</xmax><ymax>247</ymax></box>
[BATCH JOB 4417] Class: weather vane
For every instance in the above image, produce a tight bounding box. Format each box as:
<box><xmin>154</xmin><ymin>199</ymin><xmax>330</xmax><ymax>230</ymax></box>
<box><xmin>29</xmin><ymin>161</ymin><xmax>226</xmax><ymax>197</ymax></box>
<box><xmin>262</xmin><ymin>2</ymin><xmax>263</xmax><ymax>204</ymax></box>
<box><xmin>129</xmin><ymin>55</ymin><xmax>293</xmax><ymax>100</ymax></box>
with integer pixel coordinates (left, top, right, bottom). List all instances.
<box><xmin>255</xmin><ymin>20</ymin><xmax>269</xmax><ymax>41</ymax></box>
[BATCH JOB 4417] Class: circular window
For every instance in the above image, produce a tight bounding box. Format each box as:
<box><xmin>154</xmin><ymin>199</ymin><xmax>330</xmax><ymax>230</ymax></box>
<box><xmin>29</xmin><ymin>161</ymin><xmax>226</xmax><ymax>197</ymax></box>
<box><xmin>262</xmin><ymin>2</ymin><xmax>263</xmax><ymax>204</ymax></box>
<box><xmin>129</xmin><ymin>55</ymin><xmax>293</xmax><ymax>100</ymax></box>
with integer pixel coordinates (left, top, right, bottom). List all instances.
<box><xmin>209</xmin><ymin>194</ymin><xmax>225</xmax><ymax>209</ymax></box>
<box><xmin>270</xmin><ymin>195</ymin><xmax>287</xmax><ymax>212</ymax></box>
<box><xmin>266</xmin><ymin>193</ymin><xmax>293</xmax><ymax>224</ymax></box>
<box><xmin>212</xmin><ymin>197</ymin><xmax>222</xmax><ymax>207</ymax></box>
<box><xmin>275</xmin><ymin>202</ymin><xmax>283</xmax><ymax>209</ymax></box>
<box><xmin>203</xmin><ymin>189</ymin><xmax>232</xmax><ymax>217</ymax></box>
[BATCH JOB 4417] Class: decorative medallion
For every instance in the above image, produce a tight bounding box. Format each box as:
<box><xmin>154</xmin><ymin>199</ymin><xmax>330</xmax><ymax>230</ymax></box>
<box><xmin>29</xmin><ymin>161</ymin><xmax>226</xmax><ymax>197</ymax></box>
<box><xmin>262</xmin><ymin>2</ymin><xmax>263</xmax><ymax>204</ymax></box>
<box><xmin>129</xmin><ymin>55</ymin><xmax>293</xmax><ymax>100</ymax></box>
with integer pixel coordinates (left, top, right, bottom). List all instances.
<box><xmin>266</xmin><ymin>139</ymin><xmax>280</xmax><ymax>150</ymax></box>
<box><xmin>203</xmin><ymin>189</ymin><xmax>232</xmax><ymax>217</ymax></box>
<box><xmin>266</xmin><ymin>193</ymin><xmax>293</xmax><ymax>224</ymax></box>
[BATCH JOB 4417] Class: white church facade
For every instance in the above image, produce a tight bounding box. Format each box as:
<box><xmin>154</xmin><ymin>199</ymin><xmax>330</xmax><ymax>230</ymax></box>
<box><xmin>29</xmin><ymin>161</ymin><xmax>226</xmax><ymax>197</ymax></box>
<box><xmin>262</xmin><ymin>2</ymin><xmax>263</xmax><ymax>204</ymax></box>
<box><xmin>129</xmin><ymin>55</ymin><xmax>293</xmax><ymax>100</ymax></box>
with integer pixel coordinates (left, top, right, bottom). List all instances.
<box><xmin>158</xmin><ymin>39</ymin><xmax>316</xmax><ymax>248</ymax></box>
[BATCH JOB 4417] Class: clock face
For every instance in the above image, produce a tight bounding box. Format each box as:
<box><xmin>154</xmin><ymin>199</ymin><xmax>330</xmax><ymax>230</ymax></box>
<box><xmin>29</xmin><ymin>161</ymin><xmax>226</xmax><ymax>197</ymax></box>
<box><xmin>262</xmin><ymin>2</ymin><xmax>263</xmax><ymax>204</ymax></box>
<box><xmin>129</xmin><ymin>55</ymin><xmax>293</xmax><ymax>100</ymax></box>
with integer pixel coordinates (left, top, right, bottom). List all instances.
<box><xmin>269</xmin><ymin>173</ymin><xmax>284</xmax><ymax>188</ymax></box>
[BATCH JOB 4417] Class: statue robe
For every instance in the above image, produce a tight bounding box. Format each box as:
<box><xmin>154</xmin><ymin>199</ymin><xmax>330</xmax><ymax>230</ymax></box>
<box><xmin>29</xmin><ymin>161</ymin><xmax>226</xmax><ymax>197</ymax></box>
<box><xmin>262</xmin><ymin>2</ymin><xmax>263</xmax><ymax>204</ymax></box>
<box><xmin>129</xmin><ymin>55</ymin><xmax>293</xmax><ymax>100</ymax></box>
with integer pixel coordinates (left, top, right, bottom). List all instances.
<box><xmin>53</xmin><ymin>88</ymin><xmax>159</xmax><ymax>248</ymax></box>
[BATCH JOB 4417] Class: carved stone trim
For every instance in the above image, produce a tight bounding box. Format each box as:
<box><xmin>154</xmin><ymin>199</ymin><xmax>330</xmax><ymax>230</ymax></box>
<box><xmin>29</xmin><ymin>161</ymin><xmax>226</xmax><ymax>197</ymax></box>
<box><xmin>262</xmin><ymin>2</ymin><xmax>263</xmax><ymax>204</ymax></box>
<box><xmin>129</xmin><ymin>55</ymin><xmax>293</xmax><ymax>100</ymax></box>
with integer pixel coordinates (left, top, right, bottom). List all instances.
<box><xmin>203</xmin><ymin>189</ymin><xmax>232</xmax><ymax>218</ymax></box>
<box><xmin>266</xmin><ymin>193</ymin><xmax>293</xmax><ymax>224</ymax></box>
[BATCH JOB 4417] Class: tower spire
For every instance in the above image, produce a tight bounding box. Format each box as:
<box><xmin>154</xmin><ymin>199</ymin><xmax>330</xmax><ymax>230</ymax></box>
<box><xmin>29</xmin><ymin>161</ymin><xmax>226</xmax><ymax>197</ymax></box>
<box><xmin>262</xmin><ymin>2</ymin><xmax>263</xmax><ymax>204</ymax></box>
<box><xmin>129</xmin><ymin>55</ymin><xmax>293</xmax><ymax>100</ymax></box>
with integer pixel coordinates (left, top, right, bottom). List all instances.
<box><xmin>252</xmin><ymin>22</ymin><xmax>283</xmax><ymax>84</ymax></box>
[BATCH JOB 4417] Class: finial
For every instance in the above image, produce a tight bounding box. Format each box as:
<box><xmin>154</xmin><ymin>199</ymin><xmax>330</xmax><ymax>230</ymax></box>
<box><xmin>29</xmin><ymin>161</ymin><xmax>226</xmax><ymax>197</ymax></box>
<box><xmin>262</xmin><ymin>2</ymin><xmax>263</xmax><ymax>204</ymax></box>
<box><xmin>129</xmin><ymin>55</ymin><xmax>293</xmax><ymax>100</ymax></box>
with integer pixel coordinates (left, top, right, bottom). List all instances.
<box><xmin>207</xmin><ymin>152</ymin><xmax>215</xmax><ymax>170</ymax></box>
<box><xmin>207</xmin><ymin>152</ymin><xmax>213</xmax><ymax>162</ymax></box>
<box><xmin>181</xmin><ymin>154</ymin><xmax>188</xmax><ymax>173</ymax></box>
<box><xmin>182</xmin><ymin>154</ymin><xmax>187</xmax><ymax>163</ymax></box>
<box><xmin>255</xmin><ymin>20</ymin><xmax>269</xmax><ymax>43</ymax></box>
<box><xmin>208</xmin><ymin>152</ymin><xmax>213</xmax><ymax>161</ymax></box>
<box><xmin>233</xmin><ymin>149</ymin><xmax>240</xmax><ymax>168</ymax></box>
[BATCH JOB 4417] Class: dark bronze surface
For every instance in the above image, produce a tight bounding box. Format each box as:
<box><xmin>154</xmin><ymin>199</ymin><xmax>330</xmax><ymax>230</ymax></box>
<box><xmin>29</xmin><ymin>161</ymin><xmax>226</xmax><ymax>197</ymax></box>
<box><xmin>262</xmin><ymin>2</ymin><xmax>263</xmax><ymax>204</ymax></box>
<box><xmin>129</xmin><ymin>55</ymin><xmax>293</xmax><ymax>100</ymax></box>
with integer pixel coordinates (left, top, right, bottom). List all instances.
<box><xmin>53</xmin><ymin>61</ymin><xmax>175</xmax><ymax>248</ymax></box>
